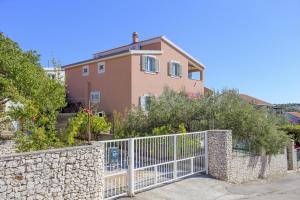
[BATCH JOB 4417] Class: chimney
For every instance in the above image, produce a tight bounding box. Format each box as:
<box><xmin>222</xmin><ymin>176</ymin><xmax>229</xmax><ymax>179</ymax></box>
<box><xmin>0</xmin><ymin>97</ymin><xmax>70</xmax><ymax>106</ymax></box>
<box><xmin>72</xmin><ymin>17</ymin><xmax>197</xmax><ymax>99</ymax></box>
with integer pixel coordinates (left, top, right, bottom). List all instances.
<box><xmin>132</xmin><ymin>32</ymin><xmax>139</xmax><ymax>43</ymax></box>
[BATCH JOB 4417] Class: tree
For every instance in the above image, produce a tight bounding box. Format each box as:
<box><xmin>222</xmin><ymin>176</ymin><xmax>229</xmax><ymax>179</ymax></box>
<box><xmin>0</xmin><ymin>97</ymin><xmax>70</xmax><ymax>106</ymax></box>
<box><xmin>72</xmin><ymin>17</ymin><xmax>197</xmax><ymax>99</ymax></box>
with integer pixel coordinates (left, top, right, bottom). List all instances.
<box><xmin>114</xmin><ymin>87</ymin><xmax>289</xmax><ymax>155</ymax></box>
<box><xmin>208</xmin><ymin>90</ymin><xmax>289</xmax><ymax>154</ymax></box>
<box><xmin>0</xmin><ymin>32</ymin><xmax>66</xmax><ymax>151</ymax></box>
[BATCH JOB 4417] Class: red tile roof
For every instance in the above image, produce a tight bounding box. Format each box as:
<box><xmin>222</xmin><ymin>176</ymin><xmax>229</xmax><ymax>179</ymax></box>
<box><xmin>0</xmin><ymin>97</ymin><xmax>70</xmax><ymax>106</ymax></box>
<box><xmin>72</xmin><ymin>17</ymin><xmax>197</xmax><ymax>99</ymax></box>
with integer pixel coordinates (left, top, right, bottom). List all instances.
<box><xmin>239</xmin><ymin>94</ymin><xmax>273</xmax><ymax>106</ymax></box>
<box><xmin>204</xmin><ymin>87</ymin><xmax>213</xmax><ymax>96</ymax></box>
<box><xmin>286</xmin><ymin>112</ymin><xmax>300</xmax><ymax>119</ymax></box>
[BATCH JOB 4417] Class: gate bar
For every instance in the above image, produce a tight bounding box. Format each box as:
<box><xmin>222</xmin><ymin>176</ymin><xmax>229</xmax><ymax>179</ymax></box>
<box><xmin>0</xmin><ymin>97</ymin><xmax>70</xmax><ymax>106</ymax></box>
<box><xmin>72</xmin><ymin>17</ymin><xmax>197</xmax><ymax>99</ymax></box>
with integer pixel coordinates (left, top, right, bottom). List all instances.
<box><xmin>128</xmin><ymin>138</ymin><xmax>135</xmax><ymax>196</ymax></box>
<box><xmin>173</xmin><ymin>135</ymin><xmax>177</xmax><ymax>179</ymax></box>
<box><xmin>205</xmin><ymin>131</ymin><xmax>208</xmax><ymax>174</ymax></box>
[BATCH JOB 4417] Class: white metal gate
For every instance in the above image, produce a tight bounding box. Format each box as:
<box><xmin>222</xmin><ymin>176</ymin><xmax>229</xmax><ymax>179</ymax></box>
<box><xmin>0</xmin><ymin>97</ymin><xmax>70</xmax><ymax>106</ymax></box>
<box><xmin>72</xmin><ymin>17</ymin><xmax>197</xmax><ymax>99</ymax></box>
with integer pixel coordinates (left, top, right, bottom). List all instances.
<box><xmin>103</xmin><ymin>131</ymin><xmax>208</xmax><ymax>199</ymax></box>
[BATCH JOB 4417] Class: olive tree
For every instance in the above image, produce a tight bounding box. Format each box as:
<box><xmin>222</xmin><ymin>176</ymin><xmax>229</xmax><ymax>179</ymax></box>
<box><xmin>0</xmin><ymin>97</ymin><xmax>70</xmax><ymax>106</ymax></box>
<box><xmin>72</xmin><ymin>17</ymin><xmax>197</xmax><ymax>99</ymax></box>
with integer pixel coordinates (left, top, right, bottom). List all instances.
<box><xmin>208</xmin><ymin>90</ymin><xmax>289</xmax><ymax>154</ymax></box>
<box><xmin>114</xmin><ymin>87</ymin><xmax>289</xmax><ymax>155</ymax></box>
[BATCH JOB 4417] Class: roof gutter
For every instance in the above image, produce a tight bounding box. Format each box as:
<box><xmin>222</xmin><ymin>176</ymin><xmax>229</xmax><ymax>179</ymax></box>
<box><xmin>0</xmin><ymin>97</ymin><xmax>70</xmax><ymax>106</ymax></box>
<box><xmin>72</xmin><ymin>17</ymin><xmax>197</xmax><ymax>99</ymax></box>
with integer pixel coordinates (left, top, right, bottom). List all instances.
<box><xmin>62</xmin><ymin>50</ymin><xmax>163</xmax><ymax>69</ymax></box>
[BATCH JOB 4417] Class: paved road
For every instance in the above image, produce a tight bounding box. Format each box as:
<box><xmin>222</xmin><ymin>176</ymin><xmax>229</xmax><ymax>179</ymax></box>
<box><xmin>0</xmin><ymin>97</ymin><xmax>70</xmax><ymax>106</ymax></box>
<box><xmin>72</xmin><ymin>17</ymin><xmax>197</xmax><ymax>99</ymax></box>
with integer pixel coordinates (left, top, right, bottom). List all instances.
<box><xmin>121</xmin><ymin>171</ymin><xmax>300</xmax><ymax>200</ymax></box>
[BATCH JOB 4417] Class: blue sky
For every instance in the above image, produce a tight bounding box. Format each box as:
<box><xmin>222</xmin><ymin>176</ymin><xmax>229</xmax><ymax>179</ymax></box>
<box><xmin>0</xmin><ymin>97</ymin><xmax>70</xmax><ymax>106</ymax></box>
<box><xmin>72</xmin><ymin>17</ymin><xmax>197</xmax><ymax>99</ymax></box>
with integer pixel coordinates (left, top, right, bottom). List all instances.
<box><xmin>0</xmin><ymin>0</ymin><xmax>299</xmax><ymax>103</ymax></box>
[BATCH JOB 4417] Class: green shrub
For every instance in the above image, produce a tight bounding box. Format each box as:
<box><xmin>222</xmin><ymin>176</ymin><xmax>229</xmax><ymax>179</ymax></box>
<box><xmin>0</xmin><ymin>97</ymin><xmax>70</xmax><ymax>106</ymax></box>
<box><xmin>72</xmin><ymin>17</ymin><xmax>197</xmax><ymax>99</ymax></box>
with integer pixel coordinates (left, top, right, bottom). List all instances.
<box><xmin>112</xmin><ymin>111</ymin><xmax>126</xmax><ymax>139</ymax></box>
<box><xmin>206</xmin><ymin>90</ymin><xmax>289</xmax><ymax>154</ymax></box>
<box><xmin>178</xmin><ymin>123</ymin><xmax>187</xmax><ymax>133</ymax></box>
<box><xmin>65</xmin><ymin>110</ymin><xmax>86</xmax><ymax>145</ymax></box>
<box><xmin>15</xmin><ymin>127</ymin><xmax>64</xmax><ymax>152</ymax></box>
<box><xmin>115</xmin><ymin>87</ymin><xmax>289</xmax><ymax>155</ymax></box>
<box><xmin>65</xmin><ymin>109</ymin><xmax>111</xmax><ymax>145</ymax></box>
<box><xmin>152</xmin><ymin>125</ymin><xmax>172</xmax><ymax>135</ymax></box>
<box><xmin>121</xmin><ymin>108</ymin><xmax>149</xmax><ymax>137</ymax></box>
<box><xmin>90</xmin><ymin>114</ymin><xmax>111</xmax><ymax>134</ymax></box>
<box><xmin>280</xmin><ymin>124</ymin><xmax>300</xmax><ymax>142</ymax></box>
<box><xmin>116</xmin><ymin>88</ymin><xmax>205</xmax><ymax>138</ymax></box>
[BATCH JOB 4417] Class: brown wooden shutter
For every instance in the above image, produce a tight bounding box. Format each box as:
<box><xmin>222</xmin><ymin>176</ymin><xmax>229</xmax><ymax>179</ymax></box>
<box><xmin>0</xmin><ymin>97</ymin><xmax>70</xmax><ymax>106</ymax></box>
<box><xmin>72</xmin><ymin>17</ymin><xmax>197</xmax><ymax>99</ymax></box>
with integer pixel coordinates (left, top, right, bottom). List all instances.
<box><xmin>141</xmin><ymin>56</ymin><xmax>147</xmax><ymax>71</ymax></box>
<box><xmin>155</xmin><ymin>58</ymin><xmax>160</xmax><ymax>73</ymax></box>
<box><xmin>168</xmin><ymin>62</ymin><xmax>172</xmax><ymax>76</ymax></box>
<box><xmin>179</xmin><ymin>63</ymin><xmax>183</xmax><ymax>77</ymax></box>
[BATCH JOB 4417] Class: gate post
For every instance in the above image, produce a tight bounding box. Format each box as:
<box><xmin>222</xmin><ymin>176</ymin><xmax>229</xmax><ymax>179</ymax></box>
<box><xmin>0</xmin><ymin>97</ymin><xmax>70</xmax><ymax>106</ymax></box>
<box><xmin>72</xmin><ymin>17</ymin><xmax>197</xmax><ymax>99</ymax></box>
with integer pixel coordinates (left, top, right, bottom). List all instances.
<box><xmin>173</xmin><ymin>135</ymin><xmax>177</xmax><ymax>179</ymax></box>
<box><xmin>205</xmin><ymin>131</ymin><xmax>208</xmax><ymax>174</ymax></box>
<box><xmin>287</xmin><ymin>140</ymin><xmax>298</xmax><ymax>170</ymax></box>
<box><xmin>128</xmin><ymin>138</ymin><xmax>135</xmax><ymax>196</ymax></box>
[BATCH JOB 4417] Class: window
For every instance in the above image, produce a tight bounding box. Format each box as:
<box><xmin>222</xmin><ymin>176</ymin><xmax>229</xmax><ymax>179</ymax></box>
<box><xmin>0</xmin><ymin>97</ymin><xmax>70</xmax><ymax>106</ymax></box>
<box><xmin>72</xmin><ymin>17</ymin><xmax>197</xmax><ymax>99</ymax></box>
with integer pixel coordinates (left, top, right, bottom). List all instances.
<box><xmin>97</xmin><ymin>62</ymin><xmax>105</xmax><ymax>74</ymax></box>
<box><xmin>82</xmin><ymin>65</ymin><xmax>89</xmax><ymax>76</ymax></box>
<box><xmin>141</xmin><ymin>55</ymin><xmax>159</xmax><ymax>73</ymax></box>
<box><xmin>139</xmin><ymin>94</ymin><xmax>152</xmax><ymax>111</ymax></box>
<box><xmin>146</xmin><ymin>57</ymin><xmax>156</xmax><ymax>72</ymax></box>
<box><xmin>90</xmin><ymin>91</ymin><xmax>101</xmax><ymax>103</ymax></box>
<box><xmin>168</xmin><ymin>61</ymin><xmax>182</xmax><ymax>77</ymax></box>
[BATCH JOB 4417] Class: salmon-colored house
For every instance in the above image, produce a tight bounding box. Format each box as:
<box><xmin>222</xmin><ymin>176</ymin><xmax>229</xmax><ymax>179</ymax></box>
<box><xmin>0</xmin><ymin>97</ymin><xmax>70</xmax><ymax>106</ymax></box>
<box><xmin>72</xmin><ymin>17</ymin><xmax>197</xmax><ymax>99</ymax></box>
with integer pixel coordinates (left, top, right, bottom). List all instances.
<box><xmin>63</xmin><ymin>32</ymin><xmax>205</xmax><ymax>114</ymax></box>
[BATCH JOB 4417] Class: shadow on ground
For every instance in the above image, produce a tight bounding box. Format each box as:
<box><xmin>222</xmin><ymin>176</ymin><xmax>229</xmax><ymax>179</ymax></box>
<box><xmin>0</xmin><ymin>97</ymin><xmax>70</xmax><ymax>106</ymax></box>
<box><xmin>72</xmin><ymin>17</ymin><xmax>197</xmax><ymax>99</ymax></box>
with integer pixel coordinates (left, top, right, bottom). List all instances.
<box><xmin>119</xmin><ymin>172</ymin><xmax>300</xmax><ymax>200</ymax></box>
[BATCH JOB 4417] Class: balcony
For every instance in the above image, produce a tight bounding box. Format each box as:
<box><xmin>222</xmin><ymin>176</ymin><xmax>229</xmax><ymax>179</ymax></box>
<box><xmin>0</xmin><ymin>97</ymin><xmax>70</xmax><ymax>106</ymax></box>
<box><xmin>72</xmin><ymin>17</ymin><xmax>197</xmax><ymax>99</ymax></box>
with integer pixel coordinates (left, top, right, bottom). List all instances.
<box><xmin>188</xmin><ymin>64</ymin><xmax>203</xmax><ymax>81</ymax></box>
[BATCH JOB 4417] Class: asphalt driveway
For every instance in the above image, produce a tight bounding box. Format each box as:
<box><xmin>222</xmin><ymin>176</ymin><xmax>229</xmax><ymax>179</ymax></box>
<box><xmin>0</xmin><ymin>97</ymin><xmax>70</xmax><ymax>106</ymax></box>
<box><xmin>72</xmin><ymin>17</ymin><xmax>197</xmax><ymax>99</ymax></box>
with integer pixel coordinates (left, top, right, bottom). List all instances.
<box><xmin>121</xmin><ymin>171</ymin><xmax>300</xmax><ymax>200</ymax></box>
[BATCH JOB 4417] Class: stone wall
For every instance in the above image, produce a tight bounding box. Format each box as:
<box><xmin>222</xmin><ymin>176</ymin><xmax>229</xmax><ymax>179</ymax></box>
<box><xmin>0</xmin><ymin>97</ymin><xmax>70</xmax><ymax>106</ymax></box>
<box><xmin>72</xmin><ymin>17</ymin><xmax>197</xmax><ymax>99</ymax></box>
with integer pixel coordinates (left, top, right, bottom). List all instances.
<box><xmin>207</xmin><ymin>130</ymin><xmax>288</xmax><ymax>183</ymax></box>
<box><xmin>0</xmin><ymin>130</ymin><xmax>291</xmax><ymax>199</ymax></box>
<box><xmin>207</xmin><ymin>130</ymin><xmax>232</xmax><ymax>181</ymax></box>
<box><xmin>0</xmin><ymin>142</ymin><xmax>104</xmax><ymax>200</ymax></box>
<box><xmin>229</xmin><ymin>152</ymin><xmax>287</xmax><ymax>183</ymax></box>
<box><xmin>0</xmin><ymin>140</ymin><xmax>16</xmax><ymax>157</ymax></box>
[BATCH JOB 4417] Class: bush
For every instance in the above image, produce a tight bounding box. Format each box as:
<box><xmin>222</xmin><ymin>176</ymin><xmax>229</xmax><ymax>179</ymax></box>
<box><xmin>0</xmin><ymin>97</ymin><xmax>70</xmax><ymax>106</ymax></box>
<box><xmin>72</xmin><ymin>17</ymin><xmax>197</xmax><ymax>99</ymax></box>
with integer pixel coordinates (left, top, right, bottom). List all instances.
<box><xmin>152</xmin><ymin>125</ymin><xmax>172</xmax><ymax>135</ymax></box>
<box><xmin>280</xmin><ymin>124</ymin><xmax>300</xmax><ymax>142</ymax></box>
<box><xmin>15</xmin><ymin>127</ymin><xmax>64</xmax><ymax>152</ymax></box>
<box><xmin>112</xmin><ymin>111</ymin><xmax>126</xmax><ymax>139</ymax></box>
<box><xmin>121</xmin><ymin>108</ymin><xmax>149</xmax><ymax>137</ymax></box>
<box><xmin>65</xmin><ymin>109</ymin><xmax>111</xmax><ymax>145</ymax></box>
<box><xmin>209</xmin><ymin>90</ymin><xmax>290</xmax><ymax>154</ymax></box>
<box><xmin>114</xmin><ymin>87</ymin><xmax>289</xmax><ymax>155</ymax></box>
<box><xmin>152</xmin><ymin>123</ymin><xmax>186</xmax><ymax>135</ymax></box>
<box><xmin>116</xmin><ymin>88</ymin><xmax>206</xmax><ymax>138</ymax></box>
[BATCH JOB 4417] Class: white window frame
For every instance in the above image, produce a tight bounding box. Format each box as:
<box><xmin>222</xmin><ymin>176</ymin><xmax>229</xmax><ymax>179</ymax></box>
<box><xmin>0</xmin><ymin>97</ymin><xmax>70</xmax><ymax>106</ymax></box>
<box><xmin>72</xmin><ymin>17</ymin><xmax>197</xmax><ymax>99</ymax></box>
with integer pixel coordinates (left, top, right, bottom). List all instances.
<box><xmin>97</xmin><ymin>62</ymin><xmax>105</xmax><ymax>74</ymax></box>
<box><xmin>169</xmin><ymin>60</ymin><xmax>182</xmax><ymax>78</ymax></box>
<box><xmin>146</xmin><ymin>56</ymin><xmax>157</xmax><ymax>73</ymax></box>
<box><xmin>90</xmin><ymin>91</ymin><xmax>101</xmax><ymax>103</ymax></box>
<box><xmin>82</xmin><ymin>65</ymin><xmax>89</xmax><ymax>76</ymax></box>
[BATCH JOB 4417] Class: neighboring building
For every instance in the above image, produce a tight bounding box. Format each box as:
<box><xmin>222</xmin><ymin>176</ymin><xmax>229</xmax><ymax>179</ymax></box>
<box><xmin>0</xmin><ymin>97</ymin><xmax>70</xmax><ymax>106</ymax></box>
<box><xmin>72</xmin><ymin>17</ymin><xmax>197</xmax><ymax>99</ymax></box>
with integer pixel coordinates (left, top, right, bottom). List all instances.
<box><xmin>44</xmin><ymin>67</ymin><xmax>65</xmax><ymax>82</ymax></box>
<box><xmin>204</xmin><ymin>87</ymin><xmax>213</xmax><ymax>96</ymax></box>
<box><xmin>63</xmin><ymin>32</ymin><xmax>205</xmax><ymax>114</ymax></box>
<box><xmin>296</xmin><ymin>104</ymin><xmax>300</xmax><ymax>111</ymax></box>
<box><xmin>0</xmin><ymin>101</ymin><xmax>21</xmax><ymax>133</ymax></box>
<box><xmin>285</xmin><ymin>112</ymin><xmax>300</xmax><ymax>124</ymax></box>
<box><xmin>239</xmin><ymin>94</ymin><xmax>300</xmax><ymax>124</ymax></box>
<box><xmin>239</xmin><ymin>94</ymin><xmax>273</xmax><ymax>108</ymax></box>
<box><xmin>273</xmin><ymin>103</ymin><xmax>300</xmax><ymax>114</ymax></box>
